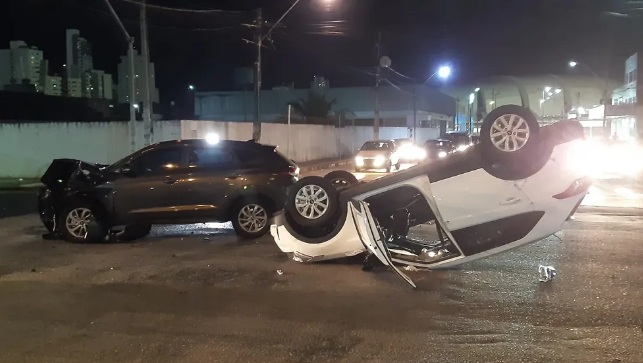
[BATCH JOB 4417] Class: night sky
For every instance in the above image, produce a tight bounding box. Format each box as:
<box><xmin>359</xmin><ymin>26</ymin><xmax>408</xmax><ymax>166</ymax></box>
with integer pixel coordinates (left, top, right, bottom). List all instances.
<box><xmin>2</xmin><ymin>0</ymin><xmax>642</xmax><ymax>107</ymax></box>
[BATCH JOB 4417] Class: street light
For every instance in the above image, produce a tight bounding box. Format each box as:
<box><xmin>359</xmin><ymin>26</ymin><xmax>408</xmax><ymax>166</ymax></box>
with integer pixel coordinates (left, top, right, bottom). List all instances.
<box><xmin>437</xmin><ymin>65</ymin><xmax>451</xmax><ymax>79</ymax></box>
<box><xmin>424</xmin><ymin>65</ymin><xmax>452</xmax><ymax>84</ymax></box>
<box><xmin>474</xmin><ymin>87</ymin><xmax>480</xmax><ymax>92</ymax></box>
<box><xmin>569</xmin><ymin>60</ymin><xmax>578</xmax><ymax>68</ymax></box>
<box><xmin>188</xmin><ymin>84</ymin><xmax>195</xmax><ymax>91</ymax></box>
<box><xmin>555</xmin><ymin>88</ymin><xmax>562</xmax><ymax>94</ymax></box>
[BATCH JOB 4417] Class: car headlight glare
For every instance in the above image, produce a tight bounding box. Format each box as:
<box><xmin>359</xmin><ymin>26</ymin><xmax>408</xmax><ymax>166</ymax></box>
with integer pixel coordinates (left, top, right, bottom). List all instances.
<box><xmin>438</xmin><ymin>151</ymin><xmax>447</xmax><ymax>158</ymax></box>
<box><xmin>373</xmin><ymin>155</ymin><xmax>385</xmax><ymax>166</ymax></box>
<box><xmin>355</xmin><ymin>156</ymin><xmax>364</xmax><ymax>166</ymax></box>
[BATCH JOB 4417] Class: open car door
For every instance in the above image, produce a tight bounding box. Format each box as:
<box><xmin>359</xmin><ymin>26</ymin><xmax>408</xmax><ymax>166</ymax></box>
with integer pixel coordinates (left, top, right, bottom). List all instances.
<box><xmin>349</xmin><ymin>200</ymin><xmax>417</xmax><ymax>289</ymax></box>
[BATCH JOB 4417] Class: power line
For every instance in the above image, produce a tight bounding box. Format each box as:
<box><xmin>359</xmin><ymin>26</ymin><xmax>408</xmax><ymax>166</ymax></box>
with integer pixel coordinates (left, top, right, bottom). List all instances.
<box><xmin>83</xmin><ymin>5</ymin><xmax>246</xmax><ymax>33</ymax></box>
<box><xmin>385</xmin><ymin>66</ymin><xmax>417</xmax><ymax>82</ymax></box>
<box><xmin>115</xmin><ymin>0</ymin><xmax>247</xmax><ymax>14</ymax></box>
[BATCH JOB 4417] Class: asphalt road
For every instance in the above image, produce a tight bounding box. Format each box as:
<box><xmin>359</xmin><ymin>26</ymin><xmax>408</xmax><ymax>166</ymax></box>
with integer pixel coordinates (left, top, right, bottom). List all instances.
<box><xmin>0</xmin><ymin>208</ymin><xmax>642</xmax><ymax>362</ymax></box>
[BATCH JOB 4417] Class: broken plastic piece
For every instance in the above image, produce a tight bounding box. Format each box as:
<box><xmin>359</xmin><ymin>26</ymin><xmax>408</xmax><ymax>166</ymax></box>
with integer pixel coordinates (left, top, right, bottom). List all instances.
<box><xmin>539</xmin><ymin>265</ymin><xmax>556</xmax><ymax>282</ymax></box>
<box><xmin>276</xmin><ymin>269</ymin><xmax>284</xmax><ymax>275</ymax></box>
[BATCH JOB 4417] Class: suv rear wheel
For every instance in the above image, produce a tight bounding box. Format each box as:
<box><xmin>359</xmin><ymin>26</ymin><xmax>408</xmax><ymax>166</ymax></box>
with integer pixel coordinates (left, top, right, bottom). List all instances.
<box><xmin>58</xmin><ymin>201</ymin><xmax>107</xmax><ymax>243</ymax></box>
<box><xmin>231</xmin><ymin>200</ymin><xmax>271</xmax><ymax>239</ymax></box>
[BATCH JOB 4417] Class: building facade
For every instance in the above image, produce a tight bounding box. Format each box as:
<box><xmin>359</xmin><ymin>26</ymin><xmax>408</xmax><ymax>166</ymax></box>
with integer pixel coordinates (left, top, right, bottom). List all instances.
<box><xmin>45</xmin><ymin>75</ymin><xmax>62</xmax><ymax>96</ymax></box>
<box><xmin>0</xmin><ymin>41</ymin><xmax>46</xmax><ymax>93</ymax></box>
<box><xmin>606</xmin><ymin>53</ymin><xmax>641</xmax><ymax>141</ymax></box>
<box><xmin>194</xmin><ymin>77</ymin><xmax>456</xmax><ymax>138</ymax></box>
<box><xmin>116</xmin><ymin>49</ymin><xmax>160</xmax><ymax>106</ymax></box>
<box><xmin>443</xmin><ymin>75</ymin><xmax>620</xmax><ymax>136</ymax></box>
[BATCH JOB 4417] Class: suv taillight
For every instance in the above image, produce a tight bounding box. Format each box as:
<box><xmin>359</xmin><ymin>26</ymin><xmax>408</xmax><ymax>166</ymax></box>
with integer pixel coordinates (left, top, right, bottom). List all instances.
<box><xmin>553</xmin><ymin>176</ymin><xmax>592</xmax><ymax>199</ymax></box>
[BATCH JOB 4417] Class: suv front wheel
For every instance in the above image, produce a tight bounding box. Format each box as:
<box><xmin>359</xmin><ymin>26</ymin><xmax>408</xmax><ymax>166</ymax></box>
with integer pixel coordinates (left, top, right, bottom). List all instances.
<box><xmin>231</xmin><ymin>200</ymin><xmax>272</xmax><ymax>239</ymax></box>
<box><xmin>58</xmin><ymin>201</ymin><xmax>107</xmax><ymax>243</ymax></box>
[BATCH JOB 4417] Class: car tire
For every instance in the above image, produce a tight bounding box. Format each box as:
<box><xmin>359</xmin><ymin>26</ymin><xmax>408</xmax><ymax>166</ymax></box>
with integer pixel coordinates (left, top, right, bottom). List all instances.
<box><xmin>395</xmin><ymin>162</ymin><xmax>401</xmax><ymax>170</ymax></box>
<box><xmin>231</xmin><ymin>199</ymin><xmax>272</xmax><ymax>239</ymax></box>
<box><xmin>116</xmin><ymin>224</ymin><xmax>152</xmax><ymax>241</ymax></box>
<box><xmin>324</xmin><ymin>170</ymin><xmax>359</xmax><ymax>189</ymax></box>
<box><xmin>385</xmin><ymin>161</ymin><xmax>392</xmax><ymax>173</ymax></box>
<box><xmin>354</xmin><ymin>167</ymin><xmax>362</xmax><ymax>173</ymax></box>
<box><xmin>480</xmin><ymin>105</ymin><xmax>540</xmax><ymax>163</ymax></box>
<box><xmin>285</xmin><ymin>176</ymin><xmax>339</xmax><ymax>229</ymax></box>
<box><xmin>58</xmin><ymin>201</ymin><xmax>107</xmax><ymax>243</ymax></box>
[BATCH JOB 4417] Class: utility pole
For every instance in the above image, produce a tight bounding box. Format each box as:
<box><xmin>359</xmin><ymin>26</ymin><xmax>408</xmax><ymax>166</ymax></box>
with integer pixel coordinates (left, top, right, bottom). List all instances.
<box><xmin>373</xmin><ymin>31</ymin><xmax>382</xmax><ymax>140</ymax></box>
<box><xmin>102</xmin><ymin>0</ymin><xmax>137</xmax><ymax>152</ymax></box>
<box><xmin>140</xmin><ymin>0</ymin><xmax>153</xmax><ymax>146</ymax></box>
<box><xmin>412</xmin><ymin>84</ymin><xmax>417</xmax><ymax>140</ymax></box>
<box><xmin>253</xmin><ymin>8</ymin><xmax>263</xmax><ymax>142</ymax></box>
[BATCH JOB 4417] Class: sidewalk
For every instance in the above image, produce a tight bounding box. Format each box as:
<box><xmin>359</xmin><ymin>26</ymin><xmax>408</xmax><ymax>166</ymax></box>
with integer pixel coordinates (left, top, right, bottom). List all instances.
<box><xmin>0</xmin><ymin>158</ymin><xmax>353</xmax><ymax>190</ymax></box>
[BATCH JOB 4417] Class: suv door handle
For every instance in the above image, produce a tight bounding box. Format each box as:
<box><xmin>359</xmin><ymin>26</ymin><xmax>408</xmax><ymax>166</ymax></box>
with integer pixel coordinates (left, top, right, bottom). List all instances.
<box><xmin>164</xmin><ymin>177</ymin><xmax>178</xmax><ymax>185</ymax></box>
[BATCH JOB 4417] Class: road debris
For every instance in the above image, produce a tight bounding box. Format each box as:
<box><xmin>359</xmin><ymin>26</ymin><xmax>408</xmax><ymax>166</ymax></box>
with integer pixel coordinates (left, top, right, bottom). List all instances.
<box><xmin>539</xmin><ymin>265</ymin><xmax>557</xmax><ymax>282</ymax></box>
<box><xmin>276</xmin><ymin>269</ymin><xmax>284</xmax><ymax>275</ymax></box>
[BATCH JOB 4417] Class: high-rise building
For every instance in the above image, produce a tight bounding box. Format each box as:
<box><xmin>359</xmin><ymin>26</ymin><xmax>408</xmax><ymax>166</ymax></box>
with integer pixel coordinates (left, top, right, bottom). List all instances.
<box><xmin>117</xmin><ymin>49</ymin><xmax>159</xmax><ymax>106</ymax></box>
<box><xmin>64</xmin><ymin>29</ymin><xmax>113</xmax><ymax>100</ymax></box>
<box><xmin>0</xmin><ymin>41</ymin><xmax>45</xmax><ymax>92</ymax></box>
<box><xmin>45</xmin><ymin>75</ymin><xmax>62</xmax><ymax>96</ymax></box>
<box><xmin>65</xmin><ymin>29</ymin><xmax>93</xmax><ymax>78</ymax></box>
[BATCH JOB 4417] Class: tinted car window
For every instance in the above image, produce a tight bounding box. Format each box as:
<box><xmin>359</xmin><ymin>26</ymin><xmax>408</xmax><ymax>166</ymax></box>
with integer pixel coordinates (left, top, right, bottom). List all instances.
<box><xmin>188</xmin><ymin>145</ymin><xmax>237</xmax><ymax>169</ymax></box>
<box><xmin>235</xmin><ymin>145</ymin><xmax>292</xmax><ymax>169</ymax></box>
<box><xmin>131</xmin><ymin>147</ymin><xmax>183</xmax><ymax>174</ymax></box>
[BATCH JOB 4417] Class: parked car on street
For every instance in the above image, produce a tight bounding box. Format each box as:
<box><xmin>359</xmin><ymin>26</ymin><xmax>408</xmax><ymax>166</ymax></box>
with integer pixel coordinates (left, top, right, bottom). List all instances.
<box><xmin>393</xmin><ymin>138</ymin><xmax>426</xmax><ymax>164</ymax></box>
<box><xmin>270</xmin><ymin>105</ymin><xmax>590</xmax><ymax>288</ymax></box>
<box><xmin>38</xmin><ymin>138</ymin><xmax>299</xmax><ymax>243</ymax></box>
<box><xmin>443</xmin><ymin>131</ymin><xmax>473</xmax><ymax>152</ymax></box>
<box><xmin>423</xmin><ymin>139</ymin><xmax>455</xmax><ymax>160</ymax></box>
<box><xmin>354</xmin><ymin>140</ymin><xmax>401</xmax><ymax>173</ymax></box>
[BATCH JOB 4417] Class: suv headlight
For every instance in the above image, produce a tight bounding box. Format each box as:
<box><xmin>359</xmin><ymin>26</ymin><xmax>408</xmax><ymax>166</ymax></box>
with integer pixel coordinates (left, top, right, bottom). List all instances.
<box><xmin>355</xmin><ymin>156</ymin><xmax>365</xmax><ymax>166</ymax></box>
<box><xmin>373</xmin><ymin>155</ymin><xmax>386</xmax><ymax>166</ymax></box>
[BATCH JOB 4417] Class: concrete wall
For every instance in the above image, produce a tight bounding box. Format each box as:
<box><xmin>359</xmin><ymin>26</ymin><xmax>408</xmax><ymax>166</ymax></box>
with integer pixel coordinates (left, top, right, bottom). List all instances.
<box><xmin>0</xmin><ymin>120</ymin><xmax>439</xmax><ymax>178</ymax></box>
<box><xmin>0</xmin><ymin>121</ymin><xmax>181</xmax><ymax>178</ymax></box>
<box><xmin>181</xmin><ymin>120</ymin><xmax>440</xmax><ymax>162</ymax></box>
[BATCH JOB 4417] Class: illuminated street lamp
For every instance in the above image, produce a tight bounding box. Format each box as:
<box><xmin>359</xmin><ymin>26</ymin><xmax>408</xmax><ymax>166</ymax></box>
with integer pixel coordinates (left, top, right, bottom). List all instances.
<box><xmin>569</xmin><ymin>60</ymin><xmax>578</xmax><ymax>68</ymax></box>
<box><xmin>188</xmin><ymin>84</ymin><xmax>195</xmax><ymax>91</ymax></box>
<box><xmin>437</xmin><ymin>65</ymin><xmax>451</xmax><ymax>79</ymax></box>
<box><xmin>425</xmin><ymin>65</ymin><xmax>452</xmax><ymax>84</ymax></box>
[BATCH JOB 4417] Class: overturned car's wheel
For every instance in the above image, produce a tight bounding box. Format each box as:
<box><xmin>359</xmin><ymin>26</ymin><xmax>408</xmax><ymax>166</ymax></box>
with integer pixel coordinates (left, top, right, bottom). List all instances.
<box><xmin>58</xmin><ymin>201</ymin><xmax>107</xmax><ymax>243</ymax></box>
<box><xmin>286</xmin><ymin>176</ymin><xmax>339</xmax><ymax>228</ymax></box>
<box><xmin>324</xmin><ymin>170</ymin><xmax>359</xmax><ymax>189</ymax></box>
<box><xmin>480</xmin><ymin>105</ymin><xmax>540</xmax><ymax>163</ymax></box>
<box><xmin>116</xmin><ymin>224</ymin><xmax>152</xmax><ymax>241</ymax></box>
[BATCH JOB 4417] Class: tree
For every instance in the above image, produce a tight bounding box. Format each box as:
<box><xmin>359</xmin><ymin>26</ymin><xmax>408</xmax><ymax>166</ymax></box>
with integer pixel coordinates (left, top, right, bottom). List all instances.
<box><xmin>291</xmin><ymin>91</ymin><xmax>336</xmax><ymax>118</ymax></box>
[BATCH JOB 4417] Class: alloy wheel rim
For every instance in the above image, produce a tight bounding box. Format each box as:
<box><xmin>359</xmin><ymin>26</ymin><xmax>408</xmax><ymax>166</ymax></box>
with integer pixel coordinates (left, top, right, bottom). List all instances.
<box><xmin>294</xmin><ymin>184</ymin><xmax>330</xmax><ymax>219</ymax></box>
<box><xmin>65</xmin><ymin>207</ymin><xmax>93</xmax><ymax>239</ymax></box>
<box><xmin>490</xmin><ymin>114</ymin><xmax>530</xmax><ymax>152</ymax></box>
<box><xmin>238</xmin><ymin>204</ymin><xmax>268</xmax><ymax>233</ymax></box>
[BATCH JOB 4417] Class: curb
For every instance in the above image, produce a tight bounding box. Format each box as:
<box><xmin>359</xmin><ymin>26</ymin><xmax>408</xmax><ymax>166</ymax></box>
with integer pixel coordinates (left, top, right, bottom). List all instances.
<box><xmin>298</xmin><ymin>159</ymin><xmax>352</xmax><ymax>172</ymax></box>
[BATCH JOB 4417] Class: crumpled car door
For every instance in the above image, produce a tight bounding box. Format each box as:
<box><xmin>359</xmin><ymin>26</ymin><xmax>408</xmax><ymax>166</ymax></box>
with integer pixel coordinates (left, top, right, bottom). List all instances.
<box><xmin>349</xmin><ymin>200</ymin><xmax>417</xmax><ymax>289</ymax></box>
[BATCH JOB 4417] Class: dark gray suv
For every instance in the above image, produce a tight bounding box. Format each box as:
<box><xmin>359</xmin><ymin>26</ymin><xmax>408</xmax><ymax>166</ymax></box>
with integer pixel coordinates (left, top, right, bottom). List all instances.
<box><xmin>38</xmin><ymin>139</ymin><xmax>299</xmax><ymax>243</ymax></box>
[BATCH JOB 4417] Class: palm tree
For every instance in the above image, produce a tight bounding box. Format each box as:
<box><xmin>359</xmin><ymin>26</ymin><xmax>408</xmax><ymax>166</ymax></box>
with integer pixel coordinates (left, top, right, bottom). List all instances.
<box><xmin>291</xmin><ymin>91</ymin><xmax>336</xmax><ymax>119</ymax></box>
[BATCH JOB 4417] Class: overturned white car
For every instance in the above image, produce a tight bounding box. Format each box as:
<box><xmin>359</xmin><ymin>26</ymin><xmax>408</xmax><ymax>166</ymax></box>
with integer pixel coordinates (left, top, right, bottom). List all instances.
<box><xmin>270</xmin><ymin>105</ymin><xmax>591</xmax><ymax>288</ymax></box>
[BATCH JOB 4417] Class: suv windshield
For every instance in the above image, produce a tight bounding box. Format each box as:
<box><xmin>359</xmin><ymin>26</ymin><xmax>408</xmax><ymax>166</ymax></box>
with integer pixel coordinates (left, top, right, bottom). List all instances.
<box><xmin>361</xmin><ymin>141</ymin><xmax>392</xmax><ymax>151</ymax></box>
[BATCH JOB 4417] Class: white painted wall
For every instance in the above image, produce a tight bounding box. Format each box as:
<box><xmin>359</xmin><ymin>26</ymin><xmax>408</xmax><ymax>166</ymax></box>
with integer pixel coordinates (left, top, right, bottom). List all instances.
<box><xmin>0</xmin><ymin>120</ymin><xmax>439</xmax><ymax>178</ymax></box>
